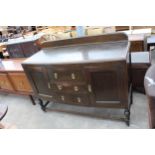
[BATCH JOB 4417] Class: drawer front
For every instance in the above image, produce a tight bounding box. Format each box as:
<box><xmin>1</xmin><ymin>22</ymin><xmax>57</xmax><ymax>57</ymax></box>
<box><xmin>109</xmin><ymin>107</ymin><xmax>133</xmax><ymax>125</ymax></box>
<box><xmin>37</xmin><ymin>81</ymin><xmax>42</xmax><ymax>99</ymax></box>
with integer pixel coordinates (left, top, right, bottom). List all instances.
<box><xmin>8</xmin><ymin>73</ymin><xmax>32</xmax><ymax>92</ymax></box>
<box><xmin>0</xmin><ymin>73</ymin><xmax>14</xmax><ymax>91</ymax></box>
<box><xmin>50</xmin><ymin>83</ymin><xmax>90</xmax><ymax>94</ymax></box>
<box><xmin>54</xmin><ymin>93</ymin><xmax>90</xmax><ymax>106</ymax></box>
<box><xmin>47</xmin><ymin>68</ymin><xmax>86</xmax><ymax>82</ymax></box>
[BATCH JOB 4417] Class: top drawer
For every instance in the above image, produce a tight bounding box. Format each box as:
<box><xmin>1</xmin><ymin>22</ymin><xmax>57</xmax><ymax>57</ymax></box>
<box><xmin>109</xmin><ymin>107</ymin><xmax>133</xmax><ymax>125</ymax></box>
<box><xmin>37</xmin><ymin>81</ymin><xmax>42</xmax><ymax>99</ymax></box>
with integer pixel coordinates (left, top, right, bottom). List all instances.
<box><xmin>47</xmin><ymin>67</ymin><xmax>86</xmax><ymax>82</ymax></box>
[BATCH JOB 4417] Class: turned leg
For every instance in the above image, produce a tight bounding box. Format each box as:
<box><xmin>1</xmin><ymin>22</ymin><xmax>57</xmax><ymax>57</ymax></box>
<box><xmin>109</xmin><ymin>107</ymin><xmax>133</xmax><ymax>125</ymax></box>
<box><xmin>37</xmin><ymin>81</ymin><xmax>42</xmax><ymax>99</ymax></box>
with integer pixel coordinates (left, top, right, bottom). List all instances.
<box><xmin>29</xmin><ymin>95</ymin><xmax>36</xmax><ymax>105</ymax></box>
<box><xmin>38</xmin><ymin>99</ymin><xmax>50</xmax><ymax>112</ymax></box>
<box><xmin>124</xmin><ymin>109</ymin><xmax>130</xmax><ymax>126</ymax></box>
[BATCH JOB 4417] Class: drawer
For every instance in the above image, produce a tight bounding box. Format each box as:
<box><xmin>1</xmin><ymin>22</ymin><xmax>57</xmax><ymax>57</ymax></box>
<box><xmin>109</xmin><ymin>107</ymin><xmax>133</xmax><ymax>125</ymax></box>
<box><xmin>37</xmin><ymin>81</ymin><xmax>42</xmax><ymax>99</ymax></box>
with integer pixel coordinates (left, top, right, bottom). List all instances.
<box><xmin>54</xmin><ymin>93</ymin><xmax>90</xmax><ymax>106</ymax></box>
<box><xmin>8</xmin><ymin>73</ymin><xmax>32</xmax><ymax>92</ymax></box>
<box><xmin>50</xmin><ymin>83</ymin><xmax>91</xmax><ymax>94</ymax></box>
<box><xmin>47</xmin><ymin>68</ymin><xmax>86</xmax><ymax>82</ymax></box>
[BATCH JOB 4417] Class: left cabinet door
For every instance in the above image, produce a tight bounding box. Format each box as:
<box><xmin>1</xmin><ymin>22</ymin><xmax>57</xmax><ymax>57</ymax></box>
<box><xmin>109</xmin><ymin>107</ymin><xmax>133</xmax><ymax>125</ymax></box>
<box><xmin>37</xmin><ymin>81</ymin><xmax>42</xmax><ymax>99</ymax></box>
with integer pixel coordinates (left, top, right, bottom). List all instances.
<box><xmin>24</xmin><ymin>66</ymin><xmax>52</xmax><ymax>97</ymax></box>
<box><xmin>0</xmin><ymin>73</ymin><xmax>14</xmax><ymax>91</ymax></box>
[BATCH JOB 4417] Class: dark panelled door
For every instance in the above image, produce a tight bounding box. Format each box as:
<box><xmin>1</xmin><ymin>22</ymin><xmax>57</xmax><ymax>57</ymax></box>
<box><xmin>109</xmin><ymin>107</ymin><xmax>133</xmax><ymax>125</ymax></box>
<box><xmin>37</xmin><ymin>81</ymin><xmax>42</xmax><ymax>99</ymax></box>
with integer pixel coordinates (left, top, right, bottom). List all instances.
<box><xmin>27</xmin><ymin>66</ymin><xmax>51</xmax><ymax>97</ymax></box>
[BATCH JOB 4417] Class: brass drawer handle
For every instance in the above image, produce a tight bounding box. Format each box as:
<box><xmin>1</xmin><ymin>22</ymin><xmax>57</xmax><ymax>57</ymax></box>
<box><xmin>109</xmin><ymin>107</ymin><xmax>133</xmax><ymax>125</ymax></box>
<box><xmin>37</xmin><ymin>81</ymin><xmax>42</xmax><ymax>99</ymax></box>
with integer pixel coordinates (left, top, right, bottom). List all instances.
<box><xmin>77</xmin><ymin>97</ymin><xmax>81</xmax><ymax>103</ymax></box>
<box><xmin>58</xmin><ymin>85</ymin><xmax>62</xmax><ymax>90</ymax></box>
<box><xmin>88</xmin><ymin>84</ymin><xmax>92</xmax><ymax>93</ymax></box>
<box><xmin>71</xmin><ymin>73</ymin><xmax>76</xmax><ymax>80</ymax></box>
<box><xmin>48</xmin><ymin>82</ymin><xmax>51</xmax><ymax>89</ymax></box>
<box><xmin>54</xmin><ymin>73</ymin><xmax>58</xmax><ymax>79</ymax></box>
<box><xmin>61</xmin><ymin>96</ymin><xmax>65</xmax><ymax>101</ymax></box>
<box><xmin>74</xmin><ymin>86</ymin><xmax>79</xmax><ymax>91</ymax></box>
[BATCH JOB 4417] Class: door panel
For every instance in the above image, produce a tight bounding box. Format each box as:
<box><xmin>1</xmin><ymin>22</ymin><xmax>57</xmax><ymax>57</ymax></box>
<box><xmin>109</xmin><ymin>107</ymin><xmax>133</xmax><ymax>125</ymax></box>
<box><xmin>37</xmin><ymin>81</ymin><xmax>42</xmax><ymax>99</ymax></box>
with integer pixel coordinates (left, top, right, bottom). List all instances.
<box><xmin>84</xmin><ymin>62</ymin><xmax>128</xmax><ymax>107</ymax></box>
<box><xmin>91</xmin><ymin>71</ymin><xmax>119</xmax><ymax>102</ymax></box>
<box><xmin>8</xmin><ymin>73</ymin><xmax>32</xmax><ymax>92</ymax></box>
<box><xmin>0</xmin><ymin>73</ymin><xmax>14</xmax><ymax>91</ymax></box>
<box><xmin>27</xmin><ymin>67</ymin><xmax>51</xmax><ymax>96</ymax></box>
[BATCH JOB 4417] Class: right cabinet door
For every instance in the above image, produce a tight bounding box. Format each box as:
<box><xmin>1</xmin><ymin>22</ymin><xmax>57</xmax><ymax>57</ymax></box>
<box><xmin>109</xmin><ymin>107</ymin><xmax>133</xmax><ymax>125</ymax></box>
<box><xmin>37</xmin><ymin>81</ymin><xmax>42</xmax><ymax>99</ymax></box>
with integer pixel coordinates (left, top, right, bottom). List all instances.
<box><xmin>84</xmin><ymin>62</ymin><xmax>129</xmax><ymax>108</ymax></box>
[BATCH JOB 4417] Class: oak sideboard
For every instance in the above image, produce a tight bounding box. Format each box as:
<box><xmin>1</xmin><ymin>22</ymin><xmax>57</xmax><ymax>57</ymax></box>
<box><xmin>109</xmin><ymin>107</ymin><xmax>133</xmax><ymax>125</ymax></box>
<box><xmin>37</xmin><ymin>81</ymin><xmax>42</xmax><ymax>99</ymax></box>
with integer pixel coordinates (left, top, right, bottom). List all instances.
<box><xmin>22</xmin><ymin>33</ymin><xmax>133</xmax><ymax>125</ymax></box>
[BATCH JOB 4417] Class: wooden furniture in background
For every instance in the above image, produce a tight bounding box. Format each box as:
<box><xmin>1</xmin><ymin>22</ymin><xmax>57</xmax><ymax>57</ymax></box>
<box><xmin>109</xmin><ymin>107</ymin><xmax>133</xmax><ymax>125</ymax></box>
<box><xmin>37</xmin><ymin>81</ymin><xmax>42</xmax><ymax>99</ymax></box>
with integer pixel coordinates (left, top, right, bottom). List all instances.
<box><xmin>128</xmin><ymin>34</ymin><xmax>146</xmax><ymax>52</ymax></box>
<box><xmin>131</xmin><ymin>26</ymin><xmax>155</xmax><ymax>30</ymax></box>
<box><xmin>115</xmin><ymin>26</ymin><xmax>129</xmax><ymax>31</ymax></box>
<box><xmin>131</xmin><ymin>51</ymin><xmax>151</xmax><ymax>93</ymax></box>
<box><xmin>147</xmin><ymin>35</ymin><xmax>155</xmax><ymax>51</ymax></box>
<box><xmin>0</xmin><ymin>59</ymin><xmax>35</xmax><ymax>104</ymax></box>
<box><xmin>6</xmin><ymin>41</ymin><xmax>40</xmax><ymax>58</ymax></box>
<box><xmin>22</xmin><ymin>33</ymin><xmax>132</xmax><ymax>125</ymax></box>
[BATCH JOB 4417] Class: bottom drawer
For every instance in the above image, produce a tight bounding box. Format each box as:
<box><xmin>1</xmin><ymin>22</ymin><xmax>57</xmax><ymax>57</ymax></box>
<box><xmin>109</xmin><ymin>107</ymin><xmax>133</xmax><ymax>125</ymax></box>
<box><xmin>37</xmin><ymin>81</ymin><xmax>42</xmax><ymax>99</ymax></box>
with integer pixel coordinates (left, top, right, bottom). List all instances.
<box><xmin>54</xmin><ymin>93</ymin><xmax>90</xmax><ymax>106</ymax></box>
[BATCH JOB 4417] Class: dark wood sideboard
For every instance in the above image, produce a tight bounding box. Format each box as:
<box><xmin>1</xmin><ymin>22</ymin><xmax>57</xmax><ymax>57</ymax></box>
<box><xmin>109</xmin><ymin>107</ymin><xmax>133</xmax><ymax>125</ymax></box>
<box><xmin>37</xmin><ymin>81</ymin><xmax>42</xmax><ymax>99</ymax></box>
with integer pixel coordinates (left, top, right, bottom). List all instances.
<box><xmin>22</xmin><ymin>33</ymin><xmax>133</xmax><ymax>125</ymax></box>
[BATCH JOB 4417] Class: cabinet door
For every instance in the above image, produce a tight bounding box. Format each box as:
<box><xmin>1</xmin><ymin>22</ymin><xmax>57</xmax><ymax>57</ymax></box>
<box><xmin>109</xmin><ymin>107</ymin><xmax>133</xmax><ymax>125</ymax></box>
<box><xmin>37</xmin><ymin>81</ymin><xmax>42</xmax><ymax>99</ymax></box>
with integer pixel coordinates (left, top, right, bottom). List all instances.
<box><xmin>7</xmin><ymin>44</ymin><xmax>24</xmax><ymax>58</ymax></box>
<box><xmin>8</xmin><ymin>73</ymin><xmax>32</xmax><ymax>93</ymax></box>
<box><xmin>21</xmin><ymin>41</ymin><xmax>40</xmax><ymax>57</ymax></box>
<box><xmin>84</xmin><ymin>62</ymin><xmax>129</xmax><ymax>108</ymax></box>
<box><xmin>0</xmin><ymin>73</ymin><xmax>14</xmax><ymax>91</ymax></box>
<box><xmin>25</xmin><ymin>66</ymin><xmax>51</xmax><ymax>97</ymax></box>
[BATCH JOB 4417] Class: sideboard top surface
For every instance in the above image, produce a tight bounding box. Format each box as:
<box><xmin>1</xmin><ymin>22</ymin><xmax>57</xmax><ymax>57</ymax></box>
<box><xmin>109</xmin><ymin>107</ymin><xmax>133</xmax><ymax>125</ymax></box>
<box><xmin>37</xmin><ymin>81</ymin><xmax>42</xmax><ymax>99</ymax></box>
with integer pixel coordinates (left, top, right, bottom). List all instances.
<box><xmin>23</xmin><ymin>33</ymin><xmax>129</xmax><ymax>65</ymax></box>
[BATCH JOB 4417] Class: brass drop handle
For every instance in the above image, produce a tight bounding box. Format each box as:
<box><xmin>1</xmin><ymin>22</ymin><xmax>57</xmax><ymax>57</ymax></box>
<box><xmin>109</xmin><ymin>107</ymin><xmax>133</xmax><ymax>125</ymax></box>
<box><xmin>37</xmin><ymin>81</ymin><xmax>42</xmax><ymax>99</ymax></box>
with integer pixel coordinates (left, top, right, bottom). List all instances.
<box><xmin>77</xmin><ymin>97</ymin><xmax>81</xmax><ymax>103</ymax></box>
<box><xmin>48</xmin><ymin>82</ymin><xmax>51</xmax><ymax>89</ymax></box>
<box><xmin>61</xmin><ymin>96</ymin><xmax>65</xmax><ymax>101</ymax></box>
<box><xmin>54</xmin><ymin>73</ymin><xmax>58</xmax><ymax>79</ymax></box>
<box><xmin>58</xmin><ymin>85</ymin><xmax>62</xmax><ymax>90</ymax></box>
<box><xmin>88</xmin><ymin>84</ymin><xmax>92</xmax><ymax>93</ymax></box>
<box><xmin>74</xmin><ymin>86</ymin><xmax>79</xmax><ymax>91</ymax></box>
<box><xmin>71</xmin><ymin>73</ymin><xmax>76</xmax><ymax>80</ymax></box>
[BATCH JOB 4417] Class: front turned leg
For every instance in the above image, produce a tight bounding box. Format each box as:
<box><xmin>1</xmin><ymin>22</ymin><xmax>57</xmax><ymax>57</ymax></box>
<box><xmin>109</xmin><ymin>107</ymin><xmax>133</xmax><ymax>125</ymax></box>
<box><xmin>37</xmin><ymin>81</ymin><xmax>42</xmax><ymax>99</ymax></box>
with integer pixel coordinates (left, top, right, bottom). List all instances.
<box><xmin>29</xmin><ymin>95</ymin><xmax>36</xmax><ymax>105</ymax></box>
<box><xmin>124</xmin><ymin>109</ymin><xmax>130</xmax><ymax>126</ymax></box>
<box><xmin>38</xmin><ymin>99</ymin><xmax>50</xmax><ymax>112</ymax></box>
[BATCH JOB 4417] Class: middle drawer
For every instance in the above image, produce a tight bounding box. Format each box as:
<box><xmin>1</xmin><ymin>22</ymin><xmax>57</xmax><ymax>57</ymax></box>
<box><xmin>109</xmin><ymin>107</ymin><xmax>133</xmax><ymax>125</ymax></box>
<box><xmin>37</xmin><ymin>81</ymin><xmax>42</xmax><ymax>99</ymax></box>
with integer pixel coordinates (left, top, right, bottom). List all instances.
<box><xmin>49</xmin><ymin>82</ymin><xmax>90</xmax><ymax>94</ymax></box>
